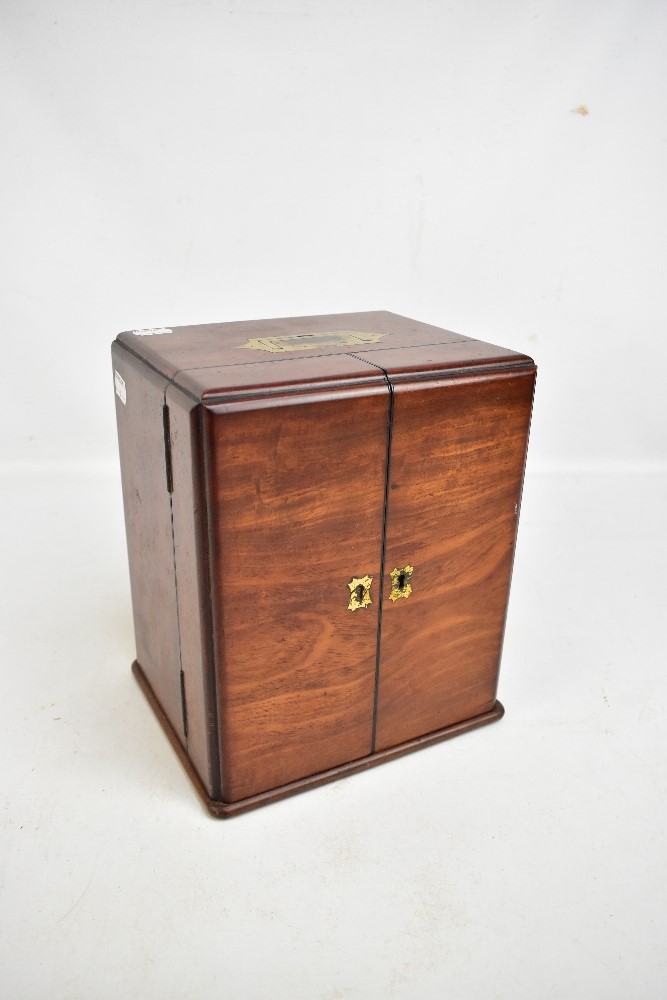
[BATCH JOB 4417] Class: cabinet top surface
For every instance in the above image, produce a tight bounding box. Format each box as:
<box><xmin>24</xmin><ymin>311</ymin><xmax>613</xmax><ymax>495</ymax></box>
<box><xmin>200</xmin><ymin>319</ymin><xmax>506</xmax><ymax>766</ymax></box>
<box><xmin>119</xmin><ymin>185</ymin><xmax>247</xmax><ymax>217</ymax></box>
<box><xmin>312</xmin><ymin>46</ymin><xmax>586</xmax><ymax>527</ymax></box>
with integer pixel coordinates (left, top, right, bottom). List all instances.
<box><xmin>115</xmin><ymin>311</ymin><xmax>534</xmax><ymax>401</ymax></box>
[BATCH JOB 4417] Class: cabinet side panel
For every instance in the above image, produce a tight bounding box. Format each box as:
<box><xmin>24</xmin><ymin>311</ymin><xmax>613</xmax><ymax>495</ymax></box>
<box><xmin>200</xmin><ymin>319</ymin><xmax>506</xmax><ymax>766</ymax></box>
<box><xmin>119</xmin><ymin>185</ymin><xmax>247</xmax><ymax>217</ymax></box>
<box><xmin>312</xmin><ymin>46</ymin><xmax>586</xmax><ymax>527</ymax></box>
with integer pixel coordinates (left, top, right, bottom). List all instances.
<box><xmin>166</xmin><ymin>386</ymin><xmax>220</xmax><ymax>798</ymax></box>
<box><xmin>112</xmin><ymin>343</ymin><xmax>185</xmax><ymax>745</ymax></box>
<box><xmin>205</xmin><ymin>387</ymin><xmax>390</xmax><ymax>803</ymax></box>
<box><xmin>376</xmin><ymin>369</ymin><xmax>535</xmax><ymax>751</ymax></box>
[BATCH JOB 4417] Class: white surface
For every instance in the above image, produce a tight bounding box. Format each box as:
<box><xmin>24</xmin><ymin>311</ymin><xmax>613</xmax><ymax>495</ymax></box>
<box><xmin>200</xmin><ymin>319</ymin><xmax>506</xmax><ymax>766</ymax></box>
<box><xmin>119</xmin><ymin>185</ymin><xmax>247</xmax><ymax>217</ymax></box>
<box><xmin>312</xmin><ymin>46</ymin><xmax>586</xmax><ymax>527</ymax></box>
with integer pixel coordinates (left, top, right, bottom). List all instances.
<box><xmin>1</xmin><ymin>468</ymin><xmax>665</xmax><ymax>999</ymax></box>
<box><xmin>1</xmin><ymin>0</ymin><xmax>667</xmax><ymax>471</ymax></box>
<box><xmin>1</xmin><ymin>1</ymin><xmax>666</xmax><ymax>997</ymax></box>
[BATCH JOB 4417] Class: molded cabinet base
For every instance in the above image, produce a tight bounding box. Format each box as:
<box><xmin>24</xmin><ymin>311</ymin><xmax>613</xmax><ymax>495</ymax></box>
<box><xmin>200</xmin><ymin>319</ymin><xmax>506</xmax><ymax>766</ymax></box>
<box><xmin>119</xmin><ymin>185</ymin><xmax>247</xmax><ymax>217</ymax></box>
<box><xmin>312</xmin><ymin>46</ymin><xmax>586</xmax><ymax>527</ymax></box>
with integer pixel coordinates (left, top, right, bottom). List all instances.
<box><xmin>133</xmin><ymin>660</ymin><xmax>505</xmax><ymax>818</ymax></box>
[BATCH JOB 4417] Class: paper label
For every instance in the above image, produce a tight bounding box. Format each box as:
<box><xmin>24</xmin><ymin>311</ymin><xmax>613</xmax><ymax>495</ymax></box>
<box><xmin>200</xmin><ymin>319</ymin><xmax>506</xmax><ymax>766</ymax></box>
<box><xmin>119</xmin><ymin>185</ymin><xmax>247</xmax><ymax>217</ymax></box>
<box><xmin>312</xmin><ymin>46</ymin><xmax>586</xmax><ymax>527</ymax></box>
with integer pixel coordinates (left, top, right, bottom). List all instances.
<box><xmin>114</xmin><ymin>370</ymin><xmax>127</xmax><ymax>404</ymax></box>
<box><xmin>131</xmin><ymin>327</ymin><xmax>172</xmax><ymax>336</ymax></box>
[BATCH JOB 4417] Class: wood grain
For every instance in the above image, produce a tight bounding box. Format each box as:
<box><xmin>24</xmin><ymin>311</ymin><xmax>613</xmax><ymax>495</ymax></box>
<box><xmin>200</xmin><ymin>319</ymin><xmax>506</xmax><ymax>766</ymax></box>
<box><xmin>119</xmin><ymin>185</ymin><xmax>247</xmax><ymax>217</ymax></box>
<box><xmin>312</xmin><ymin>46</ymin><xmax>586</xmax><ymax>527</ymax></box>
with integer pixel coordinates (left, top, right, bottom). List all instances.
<box><xmin>174</xmin><ymin>351</ymin><xmax>390</xmax><ymax>402</ymax></box>
<box><xmin>133</xmin><ymin>660</ymin><xmax>504</xmax><ymax>818</ymax></box>
<box><xmin>374</xmin><ymin>368</ymin><xmax>536</xmax><ymax>750</ymax></box>
<box><xmin>204</xmin><ymin>378</ymin><xmax>390</xmax><ymax>802</ymax></box>
<box><xmin>112</xmin><ymin>343</ymin><xmax>185</xmax><ymax>745</ymax></box>
<box><xmin>166</xmin><ymin>384</ymin><xmax>220</xmax><ymax>798</ymax></box>
<box><xmin>117</xmin><ymin>311</ymin><xmax>472</xmax><ymax>379</ymax></box>
<box><xmin>114</xmin><ymin>314</ymin><xmax>536</xmax><ymax>814</ymax></box>
<box><xmin>353</xmin><ymin>338</ymin><xmax>534</xmax><ymax>380</ymax></box>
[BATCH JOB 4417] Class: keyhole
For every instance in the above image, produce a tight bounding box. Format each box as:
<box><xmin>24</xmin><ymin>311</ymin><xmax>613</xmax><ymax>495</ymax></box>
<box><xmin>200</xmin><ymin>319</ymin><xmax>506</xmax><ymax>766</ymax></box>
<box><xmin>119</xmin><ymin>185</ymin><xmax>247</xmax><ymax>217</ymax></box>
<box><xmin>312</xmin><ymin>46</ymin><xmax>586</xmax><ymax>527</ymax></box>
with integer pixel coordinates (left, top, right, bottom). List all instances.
<box><xmin>388</xmin><ymin>565</ymin><xmax>414</xmax><ymax>602</ymax></box>
<box><xmin>355</xmin><ymin>583</ymin><xmax>365</xmax><ymax>604</ymax></box>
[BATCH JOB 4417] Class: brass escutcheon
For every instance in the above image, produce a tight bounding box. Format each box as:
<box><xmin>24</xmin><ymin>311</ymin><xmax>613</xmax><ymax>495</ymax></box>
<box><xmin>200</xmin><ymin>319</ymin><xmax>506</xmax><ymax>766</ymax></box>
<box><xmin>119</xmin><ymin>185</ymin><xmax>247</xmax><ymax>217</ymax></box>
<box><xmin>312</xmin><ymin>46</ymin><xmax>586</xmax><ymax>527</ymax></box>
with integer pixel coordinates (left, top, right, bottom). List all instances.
<box><xmin>389</xmin><ymin>565</ymin><xmax>414</xmax><ymax>602</ymax></box>
<box><xmin>347</xmin><ymin>575</ymin><xmax>373</xmax><ymax>612</ymax></box>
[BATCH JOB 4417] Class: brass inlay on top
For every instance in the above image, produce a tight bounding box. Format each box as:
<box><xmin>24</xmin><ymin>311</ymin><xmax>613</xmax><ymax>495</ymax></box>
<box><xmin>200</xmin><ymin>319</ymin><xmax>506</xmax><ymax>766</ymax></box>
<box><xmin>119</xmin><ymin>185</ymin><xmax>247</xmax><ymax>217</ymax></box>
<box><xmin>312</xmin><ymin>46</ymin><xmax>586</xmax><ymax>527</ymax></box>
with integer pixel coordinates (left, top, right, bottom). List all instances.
<box><xmin>347</xmin><ymin>575</ymin><xmax>373</xmax><ymax>612</ymax></box>
<box><xmin>240</xmin><ymin>331</ymin><xmax>384</xmax><ymax>353</ymax></box>
<box><xmin>389</xmin><ymin>565</ymin><xmax>414</xmax><ymax>602</ymax></box>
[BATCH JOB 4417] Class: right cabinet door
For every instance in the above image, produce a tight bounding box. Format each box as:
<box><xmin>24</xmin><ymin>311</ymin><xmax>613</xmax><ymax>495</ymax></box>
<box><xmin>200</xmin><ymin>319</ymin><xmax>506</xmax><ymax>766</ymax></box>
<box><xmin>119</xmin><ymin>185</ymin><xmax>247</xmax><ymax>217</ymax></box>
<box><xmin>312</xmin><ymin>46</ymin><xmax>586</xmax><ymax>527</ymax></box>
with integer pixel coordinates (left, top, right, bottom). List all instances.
<box><xmin>374</xmin><ymin>369</ymin><xmax>535</xmax><ymax>751</ymax></box>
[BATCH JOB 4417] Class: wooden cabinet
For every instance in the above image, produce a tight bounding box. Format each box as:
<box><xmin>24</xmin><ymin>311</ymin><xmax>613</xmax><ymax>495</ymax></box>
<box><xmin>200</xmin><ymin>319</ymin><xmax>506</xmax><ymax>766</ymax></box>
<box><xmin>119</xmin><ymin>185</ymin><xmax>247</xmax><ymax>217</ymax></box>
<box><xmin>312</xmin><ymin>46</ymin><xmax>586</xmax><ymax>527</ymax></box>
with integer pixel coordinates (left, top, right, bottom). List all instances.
<box><xmin>112</xmin><ymin>312</ymin><xmax>535</xmax><ymax>816</ymax></box>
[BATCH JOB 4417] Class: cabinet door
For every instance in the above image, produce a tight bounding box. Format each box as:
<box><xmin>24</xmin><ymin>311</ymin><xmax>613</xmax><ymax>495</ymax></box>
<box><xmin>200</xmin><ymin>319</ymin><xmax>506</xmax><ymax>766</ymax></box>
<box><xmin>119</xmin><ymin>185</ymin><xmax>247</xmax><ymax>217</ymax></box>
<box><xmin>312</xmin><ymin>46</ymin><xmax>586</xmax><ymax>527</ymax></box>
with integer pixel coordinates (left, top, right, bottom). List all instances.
<box><xmin>205</xmin><ymin>384</ymin><xmax>389</xmax><ymax>802</ymax></box>
<box><xmin>375</xmin><ymin>370</ymin><xmax>535</xmax><ymax>751</ymax></box>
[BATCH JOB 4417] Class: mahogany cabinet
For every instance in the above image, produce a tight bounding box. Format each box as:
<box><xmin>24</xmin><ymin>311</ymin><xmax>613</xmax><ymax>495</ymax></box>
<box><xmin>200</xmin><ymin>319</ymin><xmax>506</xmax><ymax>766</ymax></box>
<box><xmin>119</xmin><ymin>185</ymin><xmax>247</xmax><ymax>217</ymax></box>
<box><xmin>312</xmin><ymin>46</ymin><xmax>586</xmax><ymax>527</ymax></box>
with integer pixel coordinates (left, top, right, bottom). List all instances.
<box><xmin>112</xmin><ymin>312</ymin><xmax>536</xmax><ymax>816</ymax></box>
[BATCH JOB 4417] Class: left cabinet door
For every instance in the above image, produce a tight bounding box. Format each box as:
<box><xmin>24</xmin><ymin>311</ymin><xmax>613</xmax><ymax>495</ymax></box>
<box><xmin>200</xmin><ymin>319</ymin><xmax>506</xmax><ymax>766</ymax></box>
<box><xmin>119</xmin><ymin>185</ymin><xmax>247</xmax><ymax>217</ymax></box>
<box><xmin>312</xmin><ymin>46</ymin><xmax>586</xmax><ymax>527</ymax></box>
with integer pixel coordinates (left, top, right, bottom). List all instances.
<box><xmin>204</xmin><ymin>383</ymin><xmax>390</xmax><ymax>803</ymax></box>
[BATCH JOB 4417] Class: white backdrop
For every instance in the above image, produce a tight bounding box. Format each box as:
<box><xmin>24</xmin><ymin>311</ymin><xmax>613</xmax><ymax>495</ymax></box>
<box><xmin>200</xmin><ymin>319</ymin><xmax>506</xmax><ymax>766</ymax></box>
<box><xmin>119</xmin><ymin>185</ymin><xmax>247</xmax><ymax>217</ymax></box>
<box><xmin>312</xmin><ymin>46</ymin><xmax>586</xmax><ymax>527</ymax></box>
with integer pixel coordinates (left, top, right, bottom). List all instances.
<box><xmin>2</xmin><ymin>0</ymin><xmax>666</xmax><ymax>470</ymax></box>
<box><xmin>1</xmin><ymin>4</ymin><xmax>666</xmax><ymax>1000</ymax></box>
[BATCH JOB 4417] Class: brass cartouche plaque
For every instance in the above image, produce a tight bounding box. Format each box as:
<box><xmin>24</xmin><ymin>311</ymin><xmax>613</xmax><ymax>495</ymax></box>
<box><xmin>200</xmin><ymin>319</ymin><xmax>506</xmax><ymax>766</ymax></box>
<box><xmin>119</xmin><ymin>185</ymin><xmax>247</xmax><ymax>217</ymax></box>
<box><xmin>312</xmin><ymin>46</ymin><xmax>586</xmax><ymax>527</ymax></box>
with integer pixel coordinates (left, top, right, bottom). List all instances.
<box><xmin>240</xmin><ymin>331</ymin><xmax>384</xmax><ymax>353</ymax></box>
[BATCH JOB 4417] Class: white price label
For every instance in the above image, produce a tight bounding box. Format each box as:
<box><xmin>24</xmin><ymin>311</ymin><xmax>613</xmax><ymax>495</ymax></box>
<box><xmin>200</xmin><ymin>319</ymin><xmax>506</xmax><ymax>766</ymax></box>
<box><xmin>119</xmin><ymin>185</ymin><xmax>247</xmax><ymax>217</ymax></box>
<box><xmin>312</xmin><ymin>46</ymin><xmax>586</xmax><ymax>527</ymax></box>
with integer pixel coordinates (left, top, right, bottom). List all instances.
<box><xmin>114</xmin><ymin>370</ymin><xmax>127</xmax><ymax>404</ymax></box>
<box><xmin>131</xmin><ymin>327</ymin><xmax>172</xmax><ymax>336</ymax></box>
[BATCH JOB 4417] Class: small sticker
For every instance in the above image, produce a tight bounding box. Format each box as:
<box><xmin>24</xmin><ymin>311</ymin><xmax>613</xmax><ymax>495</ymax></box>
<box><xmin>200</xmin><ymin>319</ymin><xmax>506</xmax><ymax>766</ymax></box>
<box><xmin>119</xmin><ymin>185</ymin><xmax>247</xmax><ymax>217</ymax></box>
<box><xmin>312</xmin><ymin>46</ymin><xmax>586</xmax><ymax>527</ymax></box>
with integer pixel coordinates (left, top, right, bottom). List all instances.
<box><xmin>114</xmin><ymin>370</ymin><xmax>126</xmax><ymax>404</ymax></box>
<box><xmin>131</xmin><ymin>327</ymin><xmax>172</xmax><ymax>336</ymax></box>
